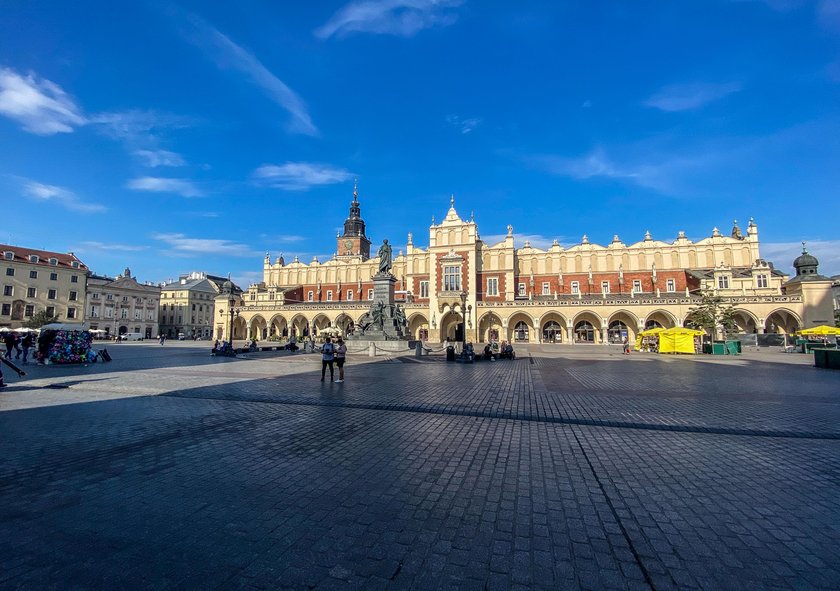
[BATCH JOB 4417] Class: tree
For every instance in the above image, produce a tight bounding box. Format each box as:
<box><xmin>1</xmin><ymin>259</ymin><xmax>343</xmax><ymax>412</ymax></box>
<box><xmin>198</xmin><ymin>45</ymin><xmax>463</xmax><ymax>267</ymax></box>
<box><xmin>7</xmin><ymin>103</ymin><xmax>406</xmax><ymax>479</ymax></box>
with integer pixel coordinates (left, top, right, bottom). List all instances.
<box><xmin>23</xmin><ymin>310</ymin><xmax>59</xmax><ymax>329</ymax></box>
<box><xmin>685</xmin><ymin>291</ymin><xmax>738</xmax><ymax>340</ymax></box>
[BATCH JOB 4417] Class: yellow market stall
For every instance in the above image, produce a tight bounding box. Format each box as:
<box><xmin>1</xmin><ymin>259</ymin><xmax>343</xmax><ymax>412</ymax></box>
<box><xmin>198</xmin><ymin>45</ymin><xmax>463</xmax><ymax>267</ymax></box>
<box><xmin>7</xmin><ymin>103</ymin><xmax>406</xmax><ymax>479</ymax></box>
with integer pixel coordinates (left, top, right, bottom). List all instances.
<box><xmin>635</xmin><ymin>327</ymin><xmax>665</xmax><ymax>351</ymax></box>
<box><xmin>658</xmin><ymin>327</ymin><xmax>704</xmax><ymax>354</ymax></box>
<box><xmin>797</xmin><ymin>325</ymin><xmax>840</xmax><ymax>336</ymax></box>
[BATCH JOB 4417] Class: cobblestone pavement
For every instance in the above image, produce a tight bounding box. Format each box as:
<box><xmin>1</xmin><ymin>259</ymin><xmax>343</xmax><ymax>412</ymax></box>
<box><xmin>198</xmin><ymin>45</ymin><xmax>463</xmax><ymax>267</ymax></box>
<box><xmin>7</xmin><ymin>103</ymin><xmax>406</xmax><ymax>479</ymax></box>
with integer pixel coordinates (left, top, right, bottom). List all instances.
<box><xmin>1</xmin><ymin>344</ymin><xmax>839</xmax><ymax>590</ymax></box>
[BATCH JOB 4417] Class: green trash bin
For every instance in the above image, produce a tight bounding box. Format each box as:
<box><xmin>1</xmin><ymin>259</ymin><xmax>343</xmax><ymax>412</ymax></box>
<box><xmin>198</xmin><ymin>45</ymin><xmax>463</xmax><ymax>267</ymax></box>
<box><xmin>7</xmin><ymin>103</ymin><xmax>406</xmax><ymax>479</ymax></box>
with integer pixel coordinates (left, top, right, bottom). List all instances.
<box><xmin>725</xmin><ymin>340</ymin><xmax>740</xmax><ymax>355</ymax></box>
<box><xmin>702</xmin><ymin>342</ymin><xmax>712</xmax><ymax>354</ymax></box>
<box><xmin>814</xmin><ymin>348</ymin><xmax>828</xmax><ymax>368</ymax></box>
<box><xmin>711</xmin><ymin>341</ymin><xmax>726</xmax><ymax>355</ymax></box>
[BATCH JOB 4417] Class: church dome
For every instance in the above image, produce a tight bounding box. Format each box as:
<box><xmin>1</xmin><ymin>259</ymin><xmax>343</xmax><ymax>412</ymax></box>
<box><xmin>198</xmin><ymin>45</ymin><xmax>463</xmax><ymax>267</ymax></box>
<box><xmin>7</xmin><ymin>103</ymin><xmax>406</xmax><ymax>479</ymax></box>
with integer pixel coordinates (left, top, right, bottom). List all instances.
<box><xmin>793</xmin><ymin>249</ymin><xmax>819</xmax><ymax>271</ymax></box>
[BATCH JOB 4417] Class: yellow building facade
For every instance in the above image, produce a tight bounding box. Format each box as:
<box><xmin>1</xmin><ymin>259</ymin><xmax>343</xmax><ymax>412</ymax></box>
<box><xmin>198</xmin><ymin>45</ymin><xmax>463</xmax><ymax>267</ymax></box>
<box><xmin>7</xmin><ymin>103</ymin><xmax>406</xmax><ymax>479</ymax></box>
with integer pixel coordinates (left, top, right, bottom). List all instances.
<box><xmin>215</xmin><ymin>194</ymin><xmax>833</xmax><ymax>345</ymax></box>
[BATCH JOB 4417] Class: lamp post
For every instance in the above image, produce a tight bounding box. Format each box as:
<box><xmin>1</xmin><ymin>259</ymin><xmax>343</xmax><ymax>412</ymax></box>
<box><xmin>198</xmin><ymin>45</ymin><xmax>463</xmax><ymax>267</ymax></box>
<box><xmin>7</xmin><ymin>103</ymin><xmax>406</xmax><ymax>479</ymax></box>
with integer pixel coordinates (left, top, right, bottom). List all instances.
<box><xmin>459</xmin><ymin>290</ymin><xmax>472</xmax><ymax>357</ymax></box>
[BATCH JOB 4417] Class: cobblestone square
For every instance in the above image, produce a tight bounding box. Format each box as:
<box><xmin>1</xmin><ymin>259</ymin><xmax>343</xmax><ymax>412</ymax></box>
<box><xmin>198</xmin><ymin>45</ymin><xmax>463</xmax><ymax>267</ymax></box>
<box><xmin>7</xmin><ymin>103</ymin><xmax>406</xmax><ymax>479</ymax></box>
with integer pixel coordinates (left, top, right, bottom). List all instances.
<box><xmin>1</xmin><ymin>343</ymin><xmax>839</xmax><ymax>590</ymax></box>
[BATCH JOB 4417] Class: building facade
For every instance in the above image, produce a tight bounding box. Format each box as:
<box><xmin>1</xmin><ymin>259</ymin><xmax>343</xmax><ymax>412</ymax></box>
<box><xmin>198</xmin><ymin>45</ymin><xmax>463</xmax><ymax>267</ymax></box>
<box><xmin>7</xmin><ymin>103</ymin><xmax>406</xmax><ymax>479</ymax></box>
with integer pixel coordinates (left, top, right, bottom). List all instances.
<box><xmin>1</xmin><ymin>244</ymin><xmax>89</xmax><ymax>328</ymax></box>
<box><xmin>160</xmin><ymin>272</ymin><xmax>229</xmax><ymax>339</ymax></box>
<box><xmin>86</xmin><ymin>268</ymin><xmax>161</xmax><ymax>338</ymax></box>
<box><xmin>214</xmin><ymin>192</ymin><xmax>834</xmax><ymax>345</ymax></box>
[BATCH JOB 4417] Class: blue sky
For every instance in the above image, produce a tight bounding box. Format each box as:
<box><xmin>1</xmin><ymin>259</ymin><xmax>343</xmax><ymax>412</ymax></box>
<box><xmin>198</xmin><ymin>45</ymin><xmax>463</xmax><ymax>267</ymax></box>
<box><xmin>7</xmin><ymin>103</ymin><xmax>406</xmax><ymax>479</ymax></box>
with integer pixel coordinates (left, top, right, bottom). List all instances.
<box><xmin>2</xmin><ymin>0</ymin><xmax>839</xmax><ymax>287</ymax></box>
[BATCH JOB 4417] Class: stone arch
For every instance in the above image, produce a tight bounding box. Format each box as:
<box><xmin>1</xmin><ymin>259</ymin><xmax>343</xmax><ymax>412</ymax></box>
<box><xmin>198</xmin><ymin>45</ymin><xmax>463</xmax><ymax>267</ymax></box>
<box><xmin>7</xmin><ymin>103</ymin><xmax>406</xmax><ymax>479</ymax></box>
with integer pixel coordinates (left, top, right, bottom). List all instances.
<box><xmin>645</xmin><ymin>309</ymin><xmax>677</xmax><ymax>329</ymax></box>
<box><xmin>608</xmin><ymin>310</ymin><xmax>639</xmax><ymax>343</ymax></box>
<box><xmin>268</xmin><ymin>314</ymin><xmax>288</xmax><ymax>338</ymax></box>
<box><xmin>539</xmin><ymin>311</ymin><xmax>568</xmax><ymax>343</ymax></box>
<box><xmin>478</xmin><ymin>311</ymin><xmax>504</xmax><ymax>343</ymax></box>
<box><xmin>407</xmin><ymin>313</ymin><xmax>429</xmax><ymax>341</ymax></box>
<box><xmin>334</xmin><ymin>313</ymin><xmax>355</xmax><ymax>337</ymax></box>
<box><xmin>764</xmin><ymin>308</ymin><xmax>802</xmax><ymax>334</ymax></box>
<box><xmin>507</xmin><ymin>311</ymin><xmax>535</xmax><ymax>343</ymax></box>
<box><xmin>311</xmin><ymin>313</ymin><xmax>332</xmax><ymax>336</ymax></box>
<box><xmin>572</xmin><ymin>310</ymin><xmax>602</xmax><ymax>343</ymax></box>
<box><xmin>232</xmin><ymin>315</ymin><xmax>247</xmax><ymax>340</ymax></box>
<box><xmin>249</xmin><ymin>315</ymin><xmax>268</xmax><ymax>340</ymax></box>
<box><xmin>440</xmin><ymin>310</ymin><xmax>463</xmax><ymax>342</ymax></box>
<box><xmin>289</xmin><ymin>314</ymin><xmax>310</xmax><ymax>337</ymax></box>
<box><xmin>731</xmin><ymin>308</ymin><xmax>759</xmax><ymax>334</ymax></box>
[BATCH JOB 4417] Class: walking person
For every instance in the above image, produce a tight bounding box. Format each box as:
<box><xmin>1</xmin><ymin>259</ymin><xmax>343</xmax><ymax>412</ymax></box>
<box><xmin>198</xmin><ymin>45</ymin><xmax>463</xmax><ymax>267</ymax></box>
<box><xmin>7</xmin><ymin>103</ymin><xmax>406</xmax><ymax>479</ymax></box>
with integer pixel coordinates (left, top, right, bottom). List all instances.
<box><xmin>3</xmin><ymin>331</ymin><xmax>18</xmax><ymax>359</ymax></box>
<box><xmin>622</xmin><ymin>336</ymin><xmax>630</xmax><ymax>355</ymax></box>
<box><xmin>21</xmin><ymin>333</ymin><xmax>33</xmax><ymax>364</ymax></box>
<box><xmin>320</xmin><ymin>338</ymin><xmax>335</xmax><ymax>382</ymax></box>
<box><xmin>334</xmin><ymin>337</ymin><xmax>347</xmax><ymax>383</ymax></box>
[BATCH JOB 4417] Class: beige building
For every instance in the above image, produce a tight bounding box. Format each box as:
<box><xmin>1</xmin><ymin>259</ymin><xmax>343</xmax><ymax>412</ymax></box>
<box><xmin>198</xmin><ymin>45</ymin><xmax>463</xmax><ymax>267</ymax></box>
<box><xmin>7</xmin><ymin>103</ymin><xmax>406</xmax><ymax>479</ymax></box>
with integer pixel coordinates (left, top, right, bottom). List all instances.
<box><xmin>87</xmin><ymin>268</ymin><xmax>161</xmax><ymax>339</ymax></box>
<box><xmin>160</xmin><ymin>272</ymin><xmax>230</xmax><ymax>339</ymax></box>
<box><xmin>1</xmin><ymin>244</ymin><xmax>88</xmax><ymax>328</ymax></box>
<box><xmin>215</xmin><ymin>192</ymin><xmax>834</xmax><ymax>345</ymax></box>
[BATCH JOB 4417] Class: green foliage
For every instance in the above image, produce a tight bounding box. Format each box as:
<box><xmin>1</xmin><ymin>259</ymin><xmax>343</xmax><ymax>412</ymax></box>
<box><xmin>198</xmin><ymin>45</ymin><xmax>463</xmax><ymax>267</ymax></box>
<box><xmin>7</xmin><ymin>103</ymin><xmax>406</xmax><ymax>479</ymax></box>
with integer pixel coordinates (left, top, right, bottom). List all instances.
<box><xmin>686</xmin><ymin>292</ymin><xmax>738</xmax><ymax>339</ymax></box>
<box><xmin>835</xmin><ymin>309</ymin><xmax>840</xmax><ymax>328</ymax></box>
<box><xmin>22</xmin><ymin>310</ymin><xmax>59</xmax><ymax>329</ymax></box>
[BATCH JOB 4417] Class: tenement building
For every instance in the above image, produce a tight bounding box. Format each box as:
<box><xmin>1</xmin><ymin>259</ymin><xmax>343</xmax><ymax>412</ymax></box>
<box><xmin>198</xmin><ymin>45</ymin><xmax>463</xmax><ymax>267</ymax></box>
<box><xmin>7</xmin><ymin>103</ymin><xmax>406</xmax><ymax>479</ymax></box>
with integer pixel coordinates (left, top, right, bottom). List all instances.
<box><xmin>1</xmin><ymin>244</ymin><xmax>89</xmax><ymax>328</ymax></box>
<box><xmin>214</xmin><ymin>191</ymin><xmax>834</xmax><ymax>344</ymax></box>
<box><xmin>160</xmin><ymin>272</ymin><xmax>230</xmax><ymax>339</ymax></box>
<box><xmin>86</xmin><ymin>268</ymin><xmax>161</xmax><ymax>339</ymax></box>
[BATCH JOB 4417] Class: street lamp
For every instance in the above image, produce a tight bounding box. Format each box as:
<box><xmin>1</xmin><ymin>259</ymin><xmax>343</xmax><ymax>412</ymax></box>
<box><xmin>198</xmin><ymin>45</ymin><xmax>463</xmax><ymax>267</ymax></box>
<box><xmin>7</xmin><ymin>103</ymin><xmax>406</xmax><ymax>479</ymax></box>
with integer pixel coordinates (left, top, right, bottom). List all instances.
<box><xmin>219</xmin><ymin>278</ymin><xmax>239</xmax><ymax>356</ymax></box>
<box><xmin>459</xmin><ymin>291</ymin><xmax>472</xmax><ymax>357</ymax></box>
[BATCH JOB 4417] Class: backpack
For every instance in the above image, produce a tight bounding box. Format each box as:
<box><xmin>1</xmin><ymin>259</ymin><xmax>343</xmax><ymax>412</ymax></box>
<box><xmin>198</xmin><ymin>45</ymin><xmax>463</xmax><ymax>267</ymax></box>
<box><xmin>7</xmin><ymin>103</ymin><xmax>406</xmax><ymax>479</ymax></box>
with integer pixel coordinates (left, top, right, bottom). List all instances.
<box><xmin>322</xmin><ymin>342</ymin><xmax>334</xmax><ymax>357</ymax></box>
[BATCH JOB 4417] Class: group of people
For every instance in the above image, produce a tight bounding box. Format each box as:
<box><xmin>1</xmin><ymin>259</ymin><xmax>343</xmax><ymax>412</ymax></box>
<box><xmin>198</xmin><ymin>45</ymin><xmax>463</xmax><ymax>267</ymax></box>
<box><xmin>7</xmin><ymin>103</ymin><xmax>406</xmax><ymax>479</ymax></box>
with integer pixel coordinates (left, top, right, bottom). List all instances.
<box><xmin>319</xmin><ymin>336</ymin><xmax>347</xmax><ymax>383</ymax></box>
<box><xmin>480</xmin><ymin>340</ymin><xmax>515</xmax><ymax>361</ymax></box>
<box><xmin>3</xmin><ymin>331</ymin><xmax>35</xmax><ymax>364</ymax></box>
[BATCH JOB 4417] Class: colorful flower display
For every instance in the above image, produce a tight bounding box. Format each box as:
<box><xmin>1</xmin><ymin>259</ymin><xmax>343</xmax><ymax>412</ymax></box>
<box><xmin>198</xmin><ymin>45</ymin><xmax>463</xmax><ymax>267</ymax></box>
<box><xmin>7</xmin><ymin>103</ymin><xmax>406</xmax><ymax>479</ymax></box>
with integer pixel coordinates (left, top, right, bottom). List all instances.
<box><xmin>45</xmin><ymin>329</ymin><xmax>93</xmax><ymax>364</ymax></box>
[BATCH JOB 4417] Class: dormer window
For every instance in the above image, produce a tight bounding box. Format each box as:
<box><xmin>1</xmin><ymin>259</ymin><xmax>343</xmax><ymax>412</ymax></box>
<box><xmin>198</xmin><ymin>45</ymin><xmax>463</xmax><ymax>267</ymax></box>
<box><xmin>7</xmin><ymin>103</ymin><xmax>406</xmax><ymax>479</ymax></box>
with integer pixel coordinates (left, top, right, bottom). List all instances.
<box><xmin>28</xmin><ymin>255</ymin><xmax>39</xmax><ymax>263</ymax></box>
<box><xmin>49</xmin><ymin>258</ymin><xmax>58</xmax><ymax>266</ymax></box>
<box><xmin>71</xmin><ymin>261</ymin><xmax>80</xmax><ymax>268</ymax></box>
<box><xmin>3</xmin><ymin>251</ymin><xmax>12</xmax><ymax>260</ymax></box>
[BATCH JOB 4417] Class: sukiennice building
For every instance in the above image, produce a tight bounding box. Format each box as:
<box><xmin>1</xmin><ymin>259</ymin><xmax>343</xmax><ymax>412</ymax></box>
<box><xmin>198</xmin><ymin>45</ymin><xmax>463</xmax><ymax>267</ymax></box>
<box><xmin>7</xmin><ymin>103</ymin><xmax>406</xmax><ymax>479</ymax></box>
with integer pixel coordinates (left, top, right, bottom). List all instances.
<box><xmin>214</xmin><ymin>187</ymin><xmax>834</xmax><ymax>345</ymax></box>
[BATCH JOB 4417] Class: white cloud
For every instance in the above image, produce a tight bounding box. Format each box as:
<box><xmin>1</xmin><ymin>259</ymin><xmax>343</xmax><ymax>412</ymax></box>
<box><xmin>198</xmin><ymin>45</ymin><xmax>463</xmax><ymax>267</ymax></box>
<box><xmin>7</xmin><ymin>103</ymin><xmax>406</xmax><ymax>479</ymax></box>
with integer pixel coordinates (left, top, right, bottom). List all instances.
<box><xmin>315</xmin><ymin>0</ymin><xmax>463</xmax><ymax>39</ymax></box>
<box><xmin>529</xmin><ymin>148</ymin><xmax>642</xmax><ymax>182</ymax></box>
<box><xmin>23</xmin><ymin>181</ymin><xmax>106</xmax><ymax>213</ymax></box>
<box><xmin>152</xmin><ymin>233</ymin><xmax>257</xmax><ymax>258</ymax></box>
<box><xmin>481</xmin><ymin>233</ymin><xmax>560</xmax><ymax>250</ymax></box>
<box><xmin>132</xmin><ymin>149</ymin><xmax>187</xmax><ymax>167</ymax></box>
<box><xmin>644</xmin><ymin>81</ymin><xmax>743</xmax><ymax>112</ymax></box>
<box><xmin>0</xmin><ymin>67</ymin><xmax>86</xmax><ymax>135</ymax></box>
<box><xmin>73</xmin><ymin>241</ymin><xmax>149</xmax><ymax>252</ymax></box>
<box><xmin>761</xmin><ymin>240</ymin><xmax>840</xmax><ymax>277</ymax></box>
<box><xmin>253</xmin><ymin>162</ymin><xmax>353</xmax><ymax>190</ymax></box>
<box><xmin>181</xmin><ymin>13</ymin><xmax>318</xmax><ymax>136</ymax></box>
<box><xmin>126</xmin><ymin>177</ymin><xmax>203</xmax><ymax>197</ymax></box>
<box><xmin>446</xmin><ymin>114</ymin><xmax>482</xmax><ymax>134</ymax></box>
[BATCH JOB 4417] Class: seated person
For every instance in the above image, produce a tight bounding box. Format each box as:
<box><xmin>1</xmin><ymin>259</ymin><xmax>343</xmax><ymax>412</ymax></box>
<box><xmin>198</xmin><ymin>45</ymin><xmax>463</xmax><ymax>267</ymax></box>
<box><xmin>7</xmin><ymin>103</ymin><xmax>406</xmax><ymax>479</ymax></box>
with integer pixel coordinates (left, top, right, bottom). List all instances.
<box><xmin>483</xmin><ymin>343</ymin><xmax>493</xmax><ymax>360</ymax></box>
<box><xmin>502</xmin><ymin>343</ymin><xmax>515</xmax><ymax>359</ymax></box>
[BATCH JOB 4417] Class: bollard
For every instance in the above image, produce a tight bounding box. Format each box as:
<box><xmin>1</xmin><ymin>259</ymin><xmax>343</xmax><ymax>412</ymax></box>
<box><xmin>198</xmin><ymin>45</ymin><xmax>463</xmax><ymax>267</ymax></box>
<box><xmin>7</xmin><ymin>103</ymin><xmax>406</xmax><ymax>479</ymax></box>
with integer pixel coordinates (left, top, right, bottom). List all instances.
<box><xmin>416</xmin><ymin>341</ymin><xmax>422</xmax><ymax>357</ymax></box>
<box><xmin>369</xmin><ymin>342</ymin><xmax>376</xmax><ymax>357</ymax></box>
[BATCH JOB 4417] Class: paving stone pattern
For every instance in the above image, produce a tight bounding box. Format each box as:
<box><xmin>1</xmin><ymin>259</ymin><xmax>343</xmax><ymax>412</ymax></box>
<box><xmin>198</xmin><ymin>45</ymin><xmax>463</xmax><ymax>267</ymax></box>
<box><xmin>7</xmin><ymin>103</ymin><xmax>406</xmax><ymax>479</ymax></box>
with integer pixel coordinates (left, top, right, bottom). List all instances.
<box><xmin>1</xmin><ymin>346</ymin><xmax>839</xmax><ymax>590</ymax></box>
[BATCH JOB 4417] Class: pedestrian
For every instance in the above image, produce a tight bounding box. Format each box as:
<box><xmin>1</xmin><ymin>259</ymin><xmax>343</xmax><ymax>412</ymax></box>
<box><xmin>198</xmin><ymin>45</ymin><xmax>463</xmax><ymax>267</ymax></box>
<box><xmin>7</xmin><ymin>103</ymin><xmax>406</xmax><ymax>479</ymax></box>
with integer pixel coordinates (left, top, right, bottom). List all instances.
<box><xmin>159</xmin><ymin>334</ymin><xmax>166</xmax><ymax>345</ymax></box>
<box><xmin>334</xmin><ymin>337</ymin><xmax>347</xmax><ymax>383</ymax></box>
<box><xmin>289</xmin><ymin>333</ymin><xmax>297</xmax><ymax>352</ymax></box>
<box><xmin>13</xmin><ymin>333</ymin><xmax>22</xmax><ymax>359</ymax></box>
<box><xmin>622</xmin><ymin>336</ymin><xmax>630</xmax><ymax>355</ymax></box>
<box><xmin>21</xmin><ymin>333</ymin><xmax>33</xmax><ymax>364</ymax></box>
<box><xmin>3</xmin><ymin>331</ymin><xmax>18</xmax><ymax>359</ymax></box>
<box><xmin>320</xmin><ymin>338</ymin><xmax>335</xmax><ymax>382</ymax></box>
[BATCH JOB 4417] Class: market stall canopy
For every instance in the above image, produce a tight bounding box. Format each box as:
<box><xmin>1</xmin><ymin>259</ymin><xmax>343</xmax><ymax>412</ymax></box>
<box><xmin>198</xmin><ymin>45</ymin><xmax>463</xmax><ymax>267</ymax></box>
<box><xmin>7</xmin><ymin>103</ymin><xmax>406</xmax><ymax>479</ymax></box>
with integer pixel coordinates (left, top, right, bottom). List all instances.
<box><xmin>638</xmin><ymin>327</ymin><xmax>666</xmax><ymax>337</ymax></box>
<box><xmin>40</xmin><ymin>323</ymin><xmax>90</xmax><ymax>332</ymax></box>
<box><xmin>798</xmin><ymin>325</ymin><xmax>840</xmax><ymax>336</ymax></box>
<box><xmin>658</xmin><ymin>327</ymin><xmax>704</xmax><ymax>354</ymax></box>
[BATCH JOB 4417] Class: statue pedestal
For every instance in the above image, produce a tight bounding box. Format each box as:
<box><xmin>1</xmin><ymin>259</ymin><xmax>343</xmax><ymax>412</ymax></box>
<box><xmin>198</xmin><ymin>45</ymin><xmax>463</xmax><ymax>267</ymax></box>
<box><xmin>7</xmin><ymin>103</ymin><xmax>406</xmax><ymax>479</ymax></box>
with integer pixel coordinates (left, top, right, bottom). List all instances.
<box><xmin>372</xmin><ymin>273</ymin><xmax>396</xmax><ymax>306</ymax></box>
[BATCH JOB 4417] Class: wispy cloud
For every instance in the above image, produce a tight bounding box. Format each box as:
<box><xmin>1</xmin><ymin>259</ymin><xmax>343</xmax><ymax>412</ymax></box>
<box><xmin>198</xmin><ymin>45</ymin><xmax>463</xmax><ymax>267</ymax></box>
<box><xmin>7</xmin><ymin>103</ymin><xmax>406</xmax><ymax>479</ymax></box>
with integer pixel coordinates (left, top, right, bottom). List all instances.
<box><xmin>762</xmin><ymin>240</ymin><xmax>840</xmax><ymax>276</ymax></box>
<box><xmin>73</xmin><ymin>241</ymin><xmax>149</xmax><ymax>253</ymax></box>
<box><xmin>132</xmin><ymin>149</ymin><xmax>187</xmax><ymax>167</ymax></box>
<box><xmin>23</xmin><ymin>181</ymin><xmax>106</xmax><ymax>213</ymax></box>
<box><xmin>153</xmin><ymin>233</ymin><xmax>257</xmax><ymax>257</ymax></box>
<box><xmin>528</xmin><ymin>149</ymin><xmax>642</xmax><ymax>182</ymax></box>
<box><xmin>315</xmin><ymin>0</ymin><xmax>463</xmax><ymax>39</ymax></box>
<box><xmin>644</xmin><ymin>81</ymin><xmax>743</xmax><ymax>112</ymax></box>
<box><xmin>253</xmin><ymin>162</ymin><xmax>353</xmax><ymax>190</ymax></box>
<box><xmin>126</xmin><ymin>177</ymin><xmax>203</xmax><ymax>197</ymax></box>
<box><xmin>446</xmin><ymin>114</ymin><xmax>482</xmax><ymax>134</ymax></box>
<box><xmin>482</xmin><ymin>233</ymin><xmax>561</xmax><ymax>250</ymax></box>
<box><xmin>0</xmin><ymin>67</ymin><xmax>86</xmax><ymax>134</ymax></box>
<box><xmin>180</xmin><ymin>13</ymin><xmax>318</xmax><ymax>136</ymax></box>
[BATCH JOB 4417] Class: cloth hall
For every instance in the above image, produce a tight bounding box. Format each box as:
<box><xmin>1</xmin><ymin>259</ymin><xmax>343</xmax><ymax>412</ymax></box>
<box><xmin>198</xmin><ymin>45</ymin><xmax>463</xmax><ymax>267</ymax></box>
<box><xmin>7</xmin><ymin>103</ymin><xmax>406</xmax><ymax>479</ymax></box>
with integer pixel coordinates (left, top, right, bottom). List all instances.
<box><xmin>215</xmin><ymin>187</ymin><xmax>833</xmax><ymax>345</ymax></box>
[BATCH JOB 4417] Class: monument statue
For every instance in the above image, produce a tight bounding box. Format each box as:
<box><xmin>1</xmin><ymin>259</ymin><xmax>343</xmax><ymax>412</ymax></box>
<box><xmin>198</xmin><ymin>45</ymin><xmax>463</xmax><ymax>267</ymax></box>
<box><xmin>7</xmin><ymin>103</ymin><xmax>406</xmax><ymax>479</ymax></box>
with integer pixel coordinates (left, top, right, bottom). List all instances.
<box><xmin>377</xmin><ymin>239</ymin><xmax>392</xmax><ymax>274</ymax></box>
<box><xmin>371</xmin><ymin>301</ymin><xmax>386</xmax><ymax>328</ymax></box>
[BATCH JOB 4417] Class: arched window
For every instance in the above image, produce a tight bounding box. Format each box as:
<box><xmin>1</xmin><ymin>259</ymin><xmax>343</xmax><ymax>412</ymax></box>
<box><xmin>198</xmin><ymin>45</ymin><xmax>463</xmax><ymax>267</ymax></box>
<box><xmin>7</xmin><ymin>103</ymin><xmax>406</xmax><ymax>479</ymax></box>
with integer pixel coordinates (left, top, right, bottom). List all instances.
<box><xmin>542</xmin><ymin>321</ymin><xmax>563</xmax><ymax>343</ymax></box>
<box><xmin>574</xmin><ymin>321</ymin><xmax>596</xmax><ymax>342</ymax></box>
<box><xmin>645</xmin><ymin>320</ymin><xmax>664</xmax><ymax>330</ymax></box>
<box><xmin>513</xmin><ymin>321</ymin><xmax>529</xmax><ymax>342</ymax></box>
<box><xmin>608</xmin><ymin>320</ymin><xmax>628</xmax><ymax>344</ymax></box>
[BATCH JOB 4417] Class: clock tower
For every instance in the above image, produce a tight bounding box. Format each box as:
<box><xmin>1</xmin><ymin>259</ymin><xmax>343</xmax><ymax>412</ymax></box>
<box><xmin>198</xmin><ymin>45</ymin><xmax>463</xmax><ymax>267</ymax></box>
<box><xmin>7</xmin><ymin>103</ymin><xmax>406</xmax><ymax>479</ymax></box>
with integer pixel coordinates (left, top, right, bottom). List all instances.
<box><xmin>337</xmin><ymin>181</ymin><xmax>371</xmax><ymax>260</ymax></box>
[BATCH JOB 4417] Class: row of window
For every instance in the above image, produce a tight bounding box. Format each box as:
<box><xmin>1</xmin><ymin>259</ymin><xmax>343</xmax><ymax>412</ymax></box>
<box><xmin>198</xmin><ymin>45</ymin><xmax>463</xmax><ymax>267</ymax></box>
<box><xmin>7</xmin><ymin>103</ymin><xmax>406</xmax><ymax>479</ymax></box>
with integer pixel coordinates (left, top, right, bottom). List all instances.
<box><xmin>2</xmin><ymin>252</ymin><xmax>81</xmax><ymax>268</ymax></box>
<box><xmin>5</xmin><ymin>268</ymin><xmax>79</xmax><ymax>282</ymax></box>
<box><xmin>0</xmin><ymin>304</ymin><xmax>75</xmax><ymax>318</ymax></box>
<box><xmin>91</xmin><ymin>293</ymin><xmax>155</xmax><ymax>304</ymax></box>
<box><xmin>161</xmin><ymin>292</ymin><xmax>212</xmax><ymax>300</ymax></box>
<box><xmin>3</xmin><ymin>286</ymin><xmax>78</xmax><ymax>300</ymax></box>
<box><xmin>89</xmin><ymin>306</ymin><xmax>156</xmax><ymax>320</ymax></box>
